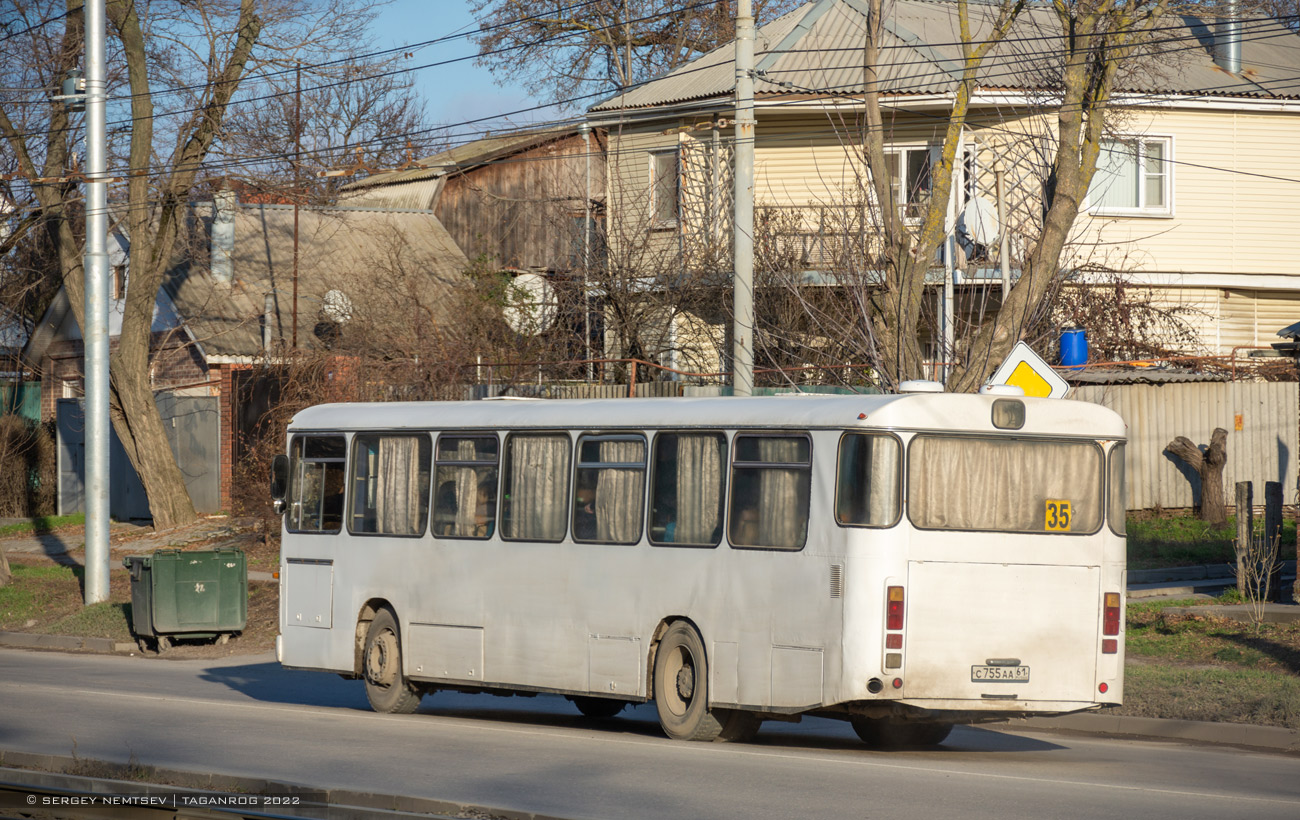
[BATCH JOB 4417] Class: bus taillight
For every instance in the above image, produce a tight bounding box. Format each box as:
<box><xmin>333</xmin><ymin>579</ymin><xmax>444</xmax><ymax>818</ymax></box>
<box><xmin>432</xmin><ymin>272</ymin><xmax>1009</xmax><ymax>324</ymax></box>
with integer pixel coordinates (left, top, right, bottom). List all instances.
<box><xmin>1102</xmin><ymin>592</ymin><xmax>1121</xmax><ymax>653</ymax></box>
<box><xmin>886</xmin><ymin>586</ymin><xmax>904</xmax><ymax>630</ymax></box>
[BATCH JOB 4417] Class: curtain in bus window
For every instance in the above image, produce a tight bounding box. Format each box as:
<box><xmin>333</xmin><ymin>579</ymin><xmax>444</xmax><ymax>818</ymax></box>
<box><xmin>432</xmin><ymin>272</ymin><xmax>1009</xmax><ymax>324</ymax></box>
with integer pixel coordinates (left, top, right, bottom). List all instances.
<box><xmin>594</xmin><ymin>439</ymin><xmax>644</xmax><ymax>543</ymax></box>
<box><xmin>908</xmin><ymin>436</ymin><xmax>1102</xmax><ymax>533</ymax></box>
<box><xmin>506</xmin><ymin>435</ymin><xmax>569</xmax><ymax>540</ymax></box>
<box><xmin>453</xmin><ymin>439</ymin><xmax>480</xmax><ymax>536</ymax></box>
<box><xmin>867</xmin><ymin>437</ymin><xmax>899</xmax><ymax>524</ymax></box>
<box><xmin>758</xmin><ymin>438</ymin><xmax>807</xmax><ymax>548</ymax></box>
<box><xmin>675</xmin><ymin>434</ymin><xmax>722</xmax><ymax>544</ymax></box>
<box><xmin>376</xmin><ymin>437</ymin><xmax>425</xmax><ymax>535</ymax></box>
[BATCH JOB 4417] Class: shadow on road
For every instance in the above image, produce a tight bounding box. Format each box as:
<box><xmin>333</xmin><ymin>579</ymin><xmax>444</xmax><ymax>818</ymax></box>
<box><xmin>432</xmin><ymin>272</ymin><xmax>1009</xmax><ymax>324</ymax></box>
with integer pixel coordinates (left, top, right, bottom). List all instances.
<box><xmin>197</xmin><ymin>662</ymin><xmax>1066</xmax><ymax>754</ymax></box>
<box><xmin>199</xmin><ymin>661</ymin><xmax>368</xmax><ymax>710</ymax></box>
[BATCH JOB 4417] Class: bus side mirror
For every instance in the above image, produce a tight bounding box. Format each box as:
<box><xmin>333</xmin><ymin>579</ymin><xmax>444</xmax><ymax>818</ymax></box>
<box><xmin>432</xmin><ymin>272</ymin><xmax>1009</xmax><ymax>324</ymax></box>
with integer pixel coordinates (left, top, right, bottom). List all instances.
<box><xmin>271</xmin><ymin>454</ymin><xmax>289</xmax><ymax>511</ymax></box>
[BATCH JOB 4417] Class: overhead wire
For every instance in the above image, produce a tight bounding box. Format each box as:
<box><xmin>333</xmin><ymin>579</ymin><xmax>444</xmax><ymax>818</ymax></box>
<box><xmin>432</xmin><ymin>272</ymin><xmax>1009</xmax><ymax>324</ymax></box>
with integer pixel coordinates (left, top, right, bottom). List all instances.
<box><xmin>4</xmin><ymin>4</ymin><xmax>1300</xmax><ymax>202</ymax></box>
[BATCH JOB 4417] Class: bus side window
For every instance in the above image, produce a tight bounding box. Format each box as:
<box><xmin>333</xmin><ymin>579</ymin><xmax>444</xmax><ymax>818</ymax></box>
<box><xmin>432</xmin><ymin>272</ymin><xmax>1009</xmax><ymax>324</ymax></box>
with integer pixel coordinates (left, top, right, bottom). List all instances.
<box><xmin>649</xmin><ymin>432</ymin><xmax>726</xmax><ymax>547</ymax></box>
<box><xmin>573</xmin><ymin>434</ymin><xmax>646</xmax><ymax>545</ymax></box>
<box><xmin>434</xmin><ymin>435</ymin><xmax>500</xmax><ymax>539</ymax></box>
<box><xmin>502</xmin><ymin>433</ymin><xmax>571</xmax><ymax>542</ymax></box>
<box><xmin>348</xmin><ymin>434</ymin><xmax>432</xmax><ymax>537</ymax></box>
<box><xmin>729</xmin><ymin>434</ymin><xmax>811</xmax><ymax>550</ymax></box>
<box><xmin>286</xmin><ymin>435</ymin><xmax>347</xmax><ymax>534</ymax></box>
<box><xmin>835</xmin><ymin>433</ymin><xmax>901</xmax><ymax>528</ymax></box>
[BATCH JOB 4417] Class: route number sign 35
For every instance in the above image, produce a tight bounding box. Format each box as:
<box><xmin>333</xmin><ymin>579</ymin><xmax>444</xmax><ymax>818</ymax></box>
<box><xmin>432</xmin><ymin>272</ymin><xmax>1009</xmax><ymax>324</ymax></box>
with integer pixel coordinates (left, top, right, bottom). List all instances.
<box><xmin>1044</xmin><ymin>499</ymin><xmax>1072</xmax><ymax>531</ymax></box>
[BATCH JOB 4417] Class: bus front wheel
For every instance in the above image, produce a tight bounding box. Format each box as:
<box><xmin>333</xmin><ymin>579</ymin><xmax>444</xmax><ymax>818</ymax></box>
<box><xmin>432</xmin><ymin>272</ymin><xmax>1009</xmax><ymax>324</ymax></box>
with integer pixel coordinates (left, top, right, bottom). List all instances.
<box><xmin>653</xmin><ymin>622</ymin><xmax>758</xmax><ymax>742</ymax></box>
<box><xmin>851</xmin><ymin>717</ymin><xmax>952</xmax><ymax>749</ymax></box>
<box><xmin>362</xmin><ymin>609</ymin><xmax>422</xmax><ymax>715</ymax></box>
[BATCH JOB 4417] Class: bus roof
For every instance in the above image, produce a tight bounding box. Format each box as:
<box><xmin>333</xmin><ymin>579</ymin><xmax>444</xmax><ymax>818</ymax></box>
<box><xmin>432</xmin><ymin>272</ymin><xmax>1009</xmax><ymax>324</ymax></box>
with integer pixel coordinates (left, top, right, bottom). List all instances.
<box><xmin>288</xmin><ymin>394</ymin><xmax>1126</xmax><ymax>439</ymax></box>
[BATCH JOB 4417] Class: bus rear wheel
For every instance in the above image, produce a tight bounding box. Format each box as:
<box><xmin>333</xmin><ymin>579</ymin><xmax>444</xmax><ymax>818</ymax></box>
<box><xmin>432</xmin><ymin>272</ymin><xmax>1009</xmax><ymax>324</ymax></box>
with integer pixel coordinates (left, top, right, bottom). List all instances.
<box><xmin>362</xmin><ymin>609</ymin><xmax>422</xmax><ymax>714</ymax></box>
<box><xmin>655</xmin><ymin>622</ymin><xmax>735</xmax><ymax>742</ymax></box>
<box><xmin>851</xmin><ymin>717</ymin><xmax>952</xmax><ymax>749</ymax></box>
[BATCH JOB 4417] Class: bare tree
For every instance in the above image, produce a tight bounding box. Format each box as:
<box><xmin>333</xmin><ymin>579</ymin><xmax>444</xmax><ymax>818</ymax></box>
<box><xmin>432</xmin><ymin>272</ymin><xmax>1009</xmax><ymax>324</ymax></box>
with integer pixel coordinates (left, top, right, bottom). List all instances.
<box><xmin>470</xmin><ymin>0</ymin><xmax>801</xmax><ymax>108</ymax></box>
<box><xmin>0</xmin><ymin>0</ymin><xmax>419</xmax><ymax>528</ymax></box>
<box><xmin>217</xmin><ymin>55</ymin><xmax>442</xmax><ymax>201</ymax></box>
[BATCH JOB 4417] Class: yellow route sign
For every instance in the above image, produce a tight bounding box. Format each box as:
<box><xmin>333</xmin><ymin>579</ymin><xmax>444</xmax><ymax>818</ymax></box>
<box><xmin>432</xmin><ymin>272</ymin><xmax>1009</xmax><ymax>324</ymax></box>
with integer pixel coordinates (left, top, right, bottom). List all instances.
<box><xmin>988</xmin><ymin>341</ymin><xmax>1070</xmax><ymax>399</ymax></box>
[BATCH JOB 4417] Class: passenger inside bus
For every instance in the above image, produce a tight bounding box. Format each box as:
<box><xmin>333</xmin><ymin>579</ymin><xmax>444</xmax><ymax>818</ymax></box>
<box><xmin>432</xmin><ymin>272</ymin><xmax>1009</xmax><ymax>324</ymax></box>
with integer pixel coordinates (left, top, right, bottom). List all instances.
<box><xmin>574</xmin><ymin>482</ymin><xmax>597</xmax><ymax>540</ymax></box>
<box><xmin>475</xmin><ymin>480</ymin><xmax>496</xmax><ymax>537</ymax></box>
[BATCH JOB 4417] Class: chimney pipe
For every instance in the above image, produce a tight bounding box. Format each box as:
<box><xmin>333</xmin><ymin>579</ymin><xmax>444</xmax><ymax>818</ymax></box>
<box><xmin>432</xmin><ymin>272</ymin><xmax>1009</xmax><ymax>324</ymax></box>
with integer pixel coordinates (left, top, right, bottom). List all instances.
<box><xmin>1214</xmin><ymin>1</ymin><xmax>1241</xmax><ymax>75</ymax></box>
<box><xmin>211</xmin><ymin>189</ymin><xmax>237</xmax><ymax>284</ymax></box>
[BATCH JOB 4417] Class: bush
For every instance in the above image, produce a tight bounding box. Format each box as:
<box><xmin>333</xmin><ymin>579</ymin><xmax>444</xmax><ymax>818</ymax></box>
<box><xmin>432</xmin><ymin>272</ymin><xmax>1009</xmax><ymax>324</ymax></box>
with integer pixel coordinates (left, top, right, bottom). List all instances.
<box><xmin>0</xmin><ymin>414</ymin><xmax>56</xmax><ymax>518</ymax></box>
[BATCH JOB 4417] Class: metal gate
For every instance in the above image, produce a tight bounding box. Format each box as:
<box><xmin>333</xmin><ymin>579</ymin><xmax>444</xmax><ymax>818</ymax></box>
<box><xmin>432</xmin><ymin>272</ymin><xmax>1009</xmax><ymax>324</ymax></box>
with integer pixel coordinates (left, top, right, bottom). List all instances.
<box><xmin>57</xmin><ymin>393</ymin><xmax>219</xmax><ymax>520</ymax></box>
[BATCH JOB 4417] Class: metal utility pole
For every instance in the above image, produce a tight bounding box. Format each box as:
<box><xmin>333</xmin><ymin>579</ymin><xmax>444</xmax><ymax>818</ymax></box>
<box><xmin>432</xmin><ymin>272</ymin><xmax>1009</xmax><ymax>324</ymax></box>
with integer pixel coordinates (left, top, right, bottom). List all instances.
<box><xmin>292</xmin><ymin>62</ymin><xmax>301</xmax><ymax>349</ymax></box>
<box><xmin>733</xmin><ymin>0</ymin><xmax>755</xmax><ymax>397</ymax></box>
<box><xmin>83</xmin><ymin>0</ymin><xmax>110</xmax><ymax>605</ymax></box>
<box><xmin>580</xmin><ymin>122</ymin><xmax>593</xmax><ymax>381</ymax></box>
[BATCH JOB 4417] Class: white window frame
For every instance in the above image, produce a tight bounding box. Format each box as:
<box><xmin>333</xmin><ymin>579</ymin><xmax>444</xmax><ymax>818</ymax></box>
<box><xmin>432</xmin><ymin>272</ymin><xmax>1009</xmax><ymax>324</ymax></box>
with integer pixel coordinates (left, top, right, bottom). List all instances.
<box><xmin>649</xmin><ymin>148</ymin><xmax>679</xmax><ymax>227</ymax></box>
<box><xmin>881</xmin><ymin>144</ymin><xmax>978</xmax><ymax>223</ymax></box>
<box><xmin>1086</xmin><ymin>136</ymin><xmax>1174</xmax><ymax>218</ymax></box>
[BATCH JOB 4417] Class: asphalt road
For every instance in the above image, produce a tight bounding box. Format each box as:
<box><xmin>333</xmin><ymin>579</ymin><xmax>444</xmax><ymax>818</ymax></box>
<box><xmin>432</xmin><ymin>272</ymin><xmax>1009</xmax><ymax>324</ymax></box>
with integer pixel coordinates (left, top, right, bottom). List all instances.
<box><xmin>1</xmin><ymin>648</ymin><xmax>1297</xmax><ymax>820</ymax></box>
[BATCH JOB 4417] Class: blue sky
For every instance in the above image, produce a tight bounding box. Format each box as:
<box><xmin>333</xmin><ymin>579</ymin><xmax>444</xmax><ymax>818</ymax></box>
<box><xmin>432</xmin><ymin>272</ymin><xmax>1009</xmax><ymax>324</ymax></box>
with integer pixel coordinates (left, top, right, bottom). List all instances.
<box><xmin>370</xmin><ymin>0</ymin><xmax>550</xmax><ymax>136</ymax></box>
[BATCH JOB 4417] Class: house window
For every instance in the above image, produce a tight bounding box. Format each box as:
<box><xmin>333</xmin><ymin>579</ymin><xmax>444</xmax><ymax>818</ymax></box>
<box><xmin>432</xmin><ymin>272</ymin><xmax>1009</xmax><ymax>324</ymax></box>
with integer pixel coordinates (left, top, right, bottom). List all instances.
<box><xmin>882</xmin><ymin>146</ymin><xmax>976</xmax><ymax>221</ymax></box>
<box><xmin>1088</xmin><ymin>138</ymin><xmax>1171</xmax><ymax>216</ymax></box>
<box><xmin>885</xmin><ymin>147</ymin><xmax>934</xmax><ymax>220</ymax></box>
<box><xmin>650</xmin><ymin>149</ymin><xmax>679</xmax><ymax>225</ymax></box>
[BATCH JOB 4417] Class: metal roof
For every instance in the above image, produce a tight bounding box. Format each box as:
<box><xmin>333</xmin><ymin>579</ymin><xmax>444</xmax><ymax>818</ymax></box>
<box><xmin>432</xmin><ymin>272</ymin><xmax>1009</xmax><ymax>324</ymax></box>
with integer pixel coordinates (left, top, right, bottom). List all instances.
<box><xmin>591</xmin><ymin>0</ymin><xmax>1300</xmax><ymax>112</ymax></box>
<box><xmin>340</xmin><ymin>126</ymin><xmax>580</xmax><ymax>192</ymax></box>
<box><xmin>164</xmin><ymin>204</ymin><xmax>468</xmax><ymax>357</ymax></box>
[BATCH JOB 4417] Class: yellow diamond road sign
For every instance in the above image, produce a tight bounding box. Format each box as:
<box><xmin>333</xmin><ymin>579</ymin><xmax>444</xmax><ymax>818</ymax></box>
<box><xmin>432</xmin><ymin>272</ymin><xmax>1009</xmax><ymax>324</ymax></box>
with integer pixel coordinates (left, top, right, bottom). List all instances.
<box><xmin>989</xmin><ymin>341</ymin><xmax>1070</xmax><ymax>399</ymax></box>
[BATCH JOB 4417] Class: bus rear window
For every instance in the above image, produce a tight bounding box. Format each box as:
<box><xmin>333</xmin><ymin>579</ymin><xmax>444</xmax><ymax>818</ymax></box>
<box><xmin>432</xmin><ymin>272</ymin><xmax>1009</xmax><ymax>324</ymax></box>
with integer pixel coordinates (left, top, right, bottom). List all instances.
<box><xmin>907</xmin><ymin>436</ymin><xmax>1103</xmax><ymax>534</ymax></box>
<box><xmin>1108</xmin><ymin>443</ymin><xmax>1126</xmax><ymax>536</ymax></box>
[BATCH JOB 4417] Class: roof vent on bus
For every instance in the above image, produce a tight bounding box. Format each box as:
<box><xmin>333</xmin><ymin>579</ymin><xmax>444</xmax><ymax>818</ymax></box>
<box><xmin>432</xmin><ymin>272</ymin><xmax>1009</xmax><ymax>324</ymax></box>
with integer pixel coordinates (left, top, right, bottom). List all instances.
<box><xmin>979</xmin><ymin>384</ymin><xmax>1025</xmax><ymax>397</ymax></box>
<box><xmin>898</xmin><ymin>380</ymin><xmax>944</xmax><ymax>394</ymax></box>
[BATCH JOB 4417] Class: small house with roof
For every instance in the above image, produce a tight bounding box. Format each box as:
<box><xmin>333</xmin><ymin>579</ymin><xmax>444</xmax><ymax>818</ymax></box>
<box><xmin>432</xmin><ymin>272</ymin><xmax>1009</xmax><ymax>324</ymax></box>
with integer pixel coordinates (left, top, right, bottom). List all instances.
<box><xmin>23</xmin><ymin>194</ymin><xmax>468</xmax><ymax>517</ymax></box>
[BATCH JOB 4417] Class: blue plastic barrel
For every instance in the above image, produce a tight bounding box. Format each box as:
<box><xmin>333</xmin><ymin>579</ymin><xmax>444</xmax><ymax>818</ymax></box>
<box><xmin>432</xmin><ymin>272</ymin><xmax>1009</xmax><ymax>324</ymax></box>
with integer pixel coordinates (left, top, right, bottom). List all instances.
<box><xmin>1060</xmin><ymin>327</ymin><xmax>1088</xmax><ymax>369</ymax></box>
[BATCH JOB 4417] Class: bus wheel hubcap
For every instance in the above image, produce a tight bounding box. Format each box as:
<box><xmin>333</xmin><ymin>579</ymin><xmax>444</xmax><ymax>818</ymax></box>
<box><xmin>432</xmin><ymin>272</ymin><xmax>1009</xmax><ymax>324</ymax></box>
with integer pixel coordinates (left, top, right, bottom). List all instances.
<box><xmin>367</xmin><ymin>632</ymin><xmax>398</xmax><ymax>686</ymax></box>
<box><xmin>676</xmin><ymin>662</ymin><xmax>695</xmax><ymax>701</ymax></box>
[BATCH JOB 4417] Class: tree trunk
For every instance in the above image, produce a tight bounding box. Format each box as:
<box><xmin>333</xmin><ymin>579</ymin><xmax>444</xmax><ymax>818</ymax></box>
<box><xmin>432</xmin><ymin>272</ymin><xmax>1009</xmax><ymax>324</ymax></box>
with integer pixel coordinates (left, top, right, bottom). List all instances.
<box><xmin>111</xmin><ymin>369</ymin><xmax>196</xmax><ymax>530</ymax></box>
<box><xmin>1165</xmin><ymin>428</ymin><xmax>1228</xmax><ymax>525</ymax></box>
<box><xmin>0</xmin><ymin>544</ymin><xmax>10</xmax><ymax>587</ymax></box>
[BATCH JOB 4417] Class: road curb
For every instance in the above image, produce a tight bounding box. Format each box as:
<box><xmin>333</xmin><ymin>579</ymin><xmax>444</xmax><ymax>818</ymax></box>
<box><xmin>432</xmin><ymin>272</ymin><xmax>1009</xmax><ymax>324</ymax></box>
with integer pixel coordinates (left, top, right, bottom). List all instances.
<box><xmin>0</xmin><ymin>632</ymin><xmax>120</xmax><ymax>654</ymax></box>
<box><xmin>1001</xmin><ymin>712</ymin><xmax>1300</xmax><ymax>753</ymax></box>
<box><xmin>0</xmin><ymin>753</ymin><xmax>574</xmax><ymax>820</ymax></box>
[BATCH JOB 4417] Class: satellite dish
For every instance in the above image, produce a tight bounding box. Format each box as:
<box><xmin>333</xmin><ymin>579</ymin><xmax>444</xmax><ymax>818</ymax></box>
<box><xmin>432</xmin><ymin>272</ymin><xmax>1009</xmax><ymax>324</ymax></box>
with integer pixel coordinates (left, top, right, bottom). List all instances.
<box><xmin>322</xmin><ymin>289</ymin><xmax>352</xmax><ymax>324</ymax></box>
<box><xmin>503</xmin><ymin>273</ymin><xmax>557</xmax><ymax>335</ymax></box>
<box><xmin>958</xmin><ymin>196</ymin><xmax>1000</xmax><ymax>246</ymax></box>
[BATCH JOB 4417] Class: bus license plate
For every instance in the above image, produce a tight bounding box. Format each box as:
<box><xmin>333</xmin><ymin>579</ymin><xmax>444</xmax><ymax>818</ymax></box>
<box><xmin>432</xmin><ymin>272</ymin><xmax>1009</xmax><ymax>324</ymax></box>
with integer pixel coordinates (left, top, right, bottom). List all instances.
<box><xmin>971</xmin><ymin>665</ymin><xmax>1030</xmax><ymax>683</ymax></box>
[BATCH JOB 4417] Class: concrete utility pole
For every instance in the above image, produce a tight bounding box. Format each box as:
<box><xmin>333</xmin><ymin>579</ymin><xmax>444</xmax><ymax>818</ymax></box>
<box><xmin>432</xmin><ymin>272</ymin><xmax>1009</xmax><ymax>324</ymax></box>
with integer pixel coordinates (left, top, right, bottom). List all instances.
<box><xmin>733</xmin><ymin>0</ymin><xmax>755</xmax><ymax>397</ymax></box>
<box><xmin>83</xmin><ymin>0</ymin><xmax>110</xmax><ymax>605</ymax></box>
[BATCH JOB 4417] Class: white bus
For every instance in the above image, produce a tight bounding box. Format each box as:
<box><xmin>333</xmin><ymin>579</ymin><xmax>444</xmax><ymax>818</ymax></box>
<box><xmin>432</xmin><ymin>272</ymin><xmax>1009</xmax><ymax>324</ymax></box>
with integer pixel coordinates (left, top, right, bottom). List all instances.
<box><xmin>271</xmin><ymin>392</ymin><xmax>1127</xmax><ymax>747</ymax></box>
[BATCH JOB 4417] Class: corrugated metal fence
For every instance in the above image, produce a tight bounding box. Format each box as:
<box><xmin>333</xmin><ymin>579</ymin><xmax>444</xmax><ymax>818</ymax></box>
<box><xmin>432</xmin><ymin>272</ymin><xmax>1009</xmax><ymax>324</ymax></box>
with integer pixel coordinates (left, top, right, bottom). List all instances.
<box><xmin>1072</xmin><ymin>381</ymin><xmax>1299</xmax><ymax>510</ymax></box>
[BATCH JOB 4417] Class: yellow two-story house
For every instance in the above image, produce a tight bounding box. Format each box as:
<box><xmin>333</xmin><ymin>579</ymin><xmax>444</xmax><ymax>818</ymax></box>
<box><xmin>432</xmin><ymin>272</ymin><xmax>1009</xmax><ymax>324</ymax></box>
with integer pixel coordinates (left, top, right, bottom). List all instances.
<box><xmin>587</xmin><ymin>0</ymin><xmax>1300</xmax><ymax>374</ymax></box>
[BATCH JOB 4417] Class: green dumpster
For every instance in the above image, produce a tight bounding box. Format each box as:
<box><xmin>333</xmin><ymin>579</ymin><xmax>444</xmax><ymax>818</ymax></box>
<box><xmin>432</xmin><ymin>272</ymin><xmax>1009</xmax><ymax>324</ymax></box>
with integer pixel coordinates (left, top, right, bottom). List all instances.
<box><xmin>123</xmin><ymin>548</ymin><xmax>247</xmax><ymax>652</ymax></box>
